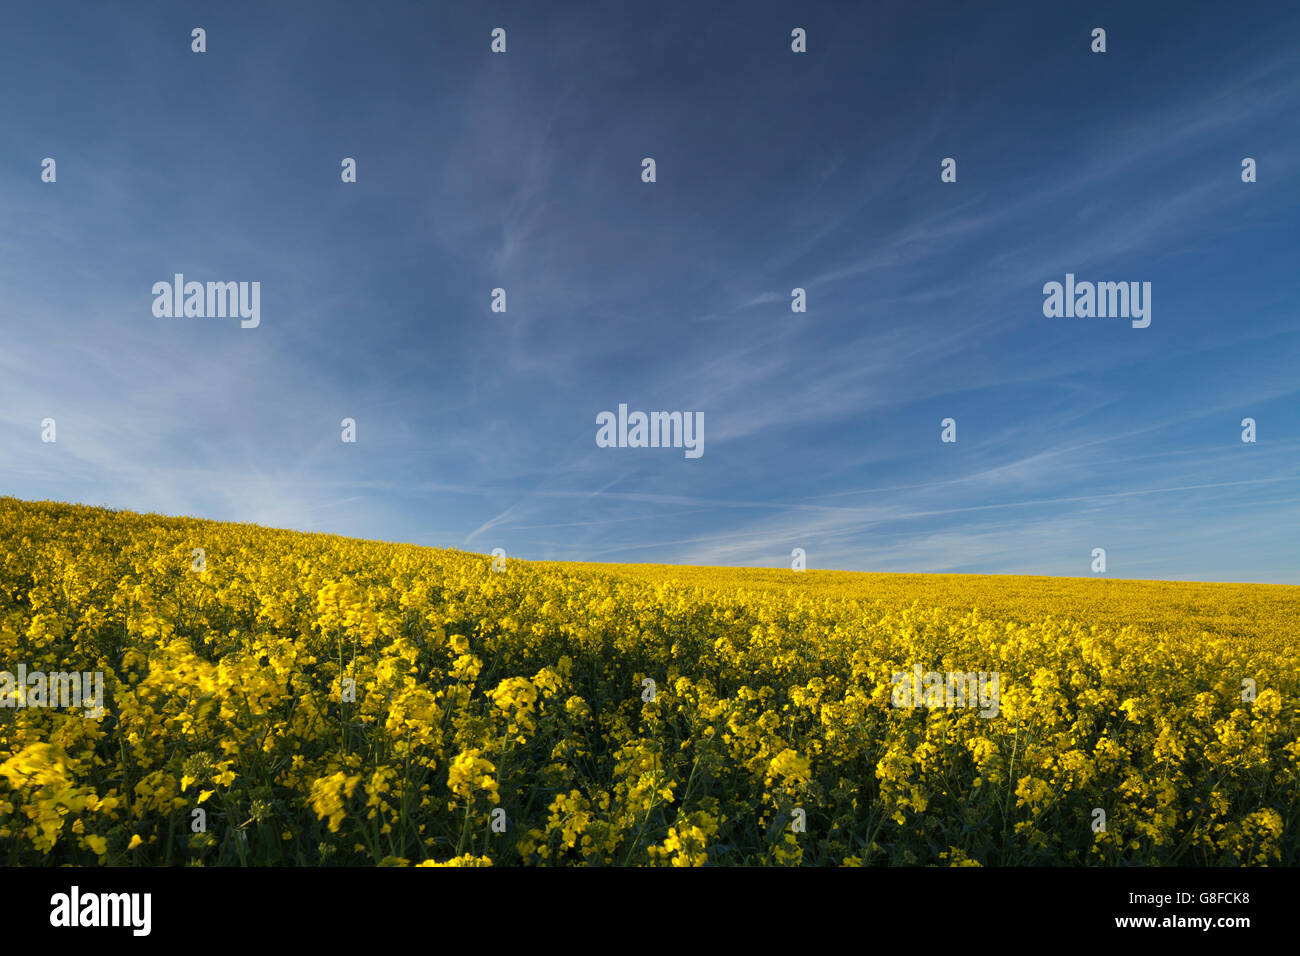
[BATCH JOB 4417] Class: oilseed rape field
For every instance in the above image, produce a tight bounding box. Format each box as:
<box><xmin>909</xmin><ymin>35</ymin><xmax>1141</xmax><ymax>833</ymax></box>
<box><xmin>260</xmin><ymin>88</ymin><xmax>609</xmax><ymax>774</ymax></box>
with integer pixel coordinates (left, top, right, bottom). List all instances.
<box><xmin>2</xmin><ymin>497</ymin><xmax>1296</xmax><ymax>867</ymax></box>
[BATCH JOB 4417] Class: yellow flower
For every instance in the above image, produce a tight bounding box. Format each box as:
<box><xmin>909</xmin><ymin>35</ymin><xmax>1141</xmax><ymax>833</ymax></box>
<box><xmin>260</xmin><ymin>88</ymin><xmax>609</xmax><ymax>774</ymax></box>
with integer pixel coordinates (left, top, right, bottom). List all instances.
<box><xmin>447</xmin><ymin>748</ymin><xmax>499</xmax><ymax>805</ymax></box>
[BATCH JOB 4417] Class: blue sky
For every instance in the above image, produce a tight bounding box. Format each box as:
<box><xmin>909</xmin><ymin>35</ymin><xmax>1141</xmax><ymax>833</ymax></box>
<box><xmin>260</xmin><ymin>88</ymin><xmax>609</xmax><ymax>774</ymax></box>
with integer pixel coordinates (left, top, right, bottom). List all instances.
<box><xmin>2</xmin><ymin>1</ymin><xmax>1297</xmax><ymax>582</ymax></box>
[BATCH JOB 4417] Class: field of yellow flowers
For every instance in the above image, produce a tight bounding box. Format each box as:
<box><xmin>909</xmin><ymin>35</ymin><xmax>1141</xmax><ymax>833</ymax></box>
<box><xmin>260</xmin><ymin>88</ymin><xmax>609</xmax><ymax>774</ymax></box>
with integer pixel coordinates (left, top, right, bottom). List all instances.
<box><xmin>1</xmin><ymin>497</ymin><xmax>1296</xmax><ymax>866</ymax></box>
